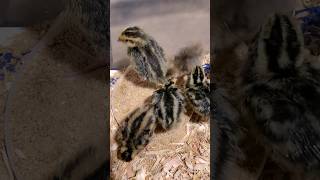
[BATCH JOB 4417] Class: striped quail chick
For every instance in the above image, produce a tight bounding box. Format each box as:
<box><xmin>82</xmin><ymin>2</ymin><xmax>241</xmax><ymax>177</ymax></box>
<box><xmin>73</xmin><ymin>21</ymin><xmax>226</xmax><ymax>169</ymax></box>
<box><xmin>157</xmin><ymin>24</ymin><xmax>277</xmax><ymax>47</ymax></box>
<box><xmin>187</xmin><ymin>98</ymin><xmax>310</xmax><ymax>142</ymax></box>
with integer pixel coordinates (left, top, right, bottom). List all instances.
<box><xmin>185</xmin><ymin>66</ymin><xmax>210</xmax><ymax>117</ymax></box>
<box><xmin>60</xmin><ymin>0</ymin><xmax>109</xmax><ymax>72</ymax></box>
<box><xmin>172</xmin><ymin>44</ymin><xmax>203</xmax><ymax>74</ymax></box>
<box><xmin>66</xmin><ymin>0</ymin><xmax>108</xmax><ymax>52</ymax></box>
<box><xmin>116</xmin><ymin>80</ymin><xmax>185</xmax><ymax>162</ymax></box>
<box><xmin>116</xmin><ymin>104</ymin><xmax>157</xmax><ymax>162</ymax></box>
<box><xmin>152</xmin><ymin>80</ymin><xmax>185</xmax><ymax>130</ymax></box>
<box><xmin>118</xmin><ymin>26</ymin><xmax>168</xmax><ymax>84</ymax></box>
<box><xmin>240</xmin><ymin>13</ymin><xmax>320</xmax><ymax>177</ymax></box>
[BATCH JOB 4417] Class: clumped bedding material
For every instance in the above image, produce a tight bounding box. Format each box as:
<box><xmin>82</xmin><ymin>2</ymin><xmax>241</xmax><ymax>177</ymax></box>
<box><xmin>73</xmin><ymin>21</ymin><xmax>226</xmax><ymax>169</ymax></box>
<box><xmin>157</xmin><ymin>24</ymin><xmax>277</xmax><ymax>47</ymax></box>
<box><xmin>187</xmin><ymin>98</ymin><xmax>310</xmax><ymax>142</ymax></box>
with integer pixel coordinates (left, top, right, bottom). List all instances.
<box><xmin>110</xmin><ymin>54</ymin><xmax>210</xmax><ymax>179</ymax></box>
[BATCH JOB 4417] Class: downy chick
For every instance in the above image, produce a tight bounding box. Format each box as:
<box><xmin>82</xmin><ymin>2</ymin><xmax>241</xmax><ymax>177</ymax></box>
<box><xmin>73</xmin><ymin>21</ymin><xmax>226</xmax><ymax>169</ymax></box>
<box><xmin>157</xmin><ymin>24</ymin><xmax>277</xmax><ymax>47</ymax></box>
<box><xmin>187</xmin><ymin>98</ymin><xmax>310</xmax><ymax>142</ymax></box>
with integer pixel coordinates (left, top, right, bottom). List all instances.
<box><xmin>240</xmin><ymin>13</ymin><xmax>320</xmax><ymax>178</ymax></box>
<box><xmin>152</xmin><ymin>80</ymin><xmax>185</xmax><ymax>130</ymax></box>
<box><xmin>118</xmin><ymin>26</ymin><xmax>167</xmax><ymax>84</ymax></box>
<box><xmin>185</xmin><ymin>66</ymin><xmax>210</xmax><ymax>117</ymax></box>
<box><xmin>116</xmin><ymin>104</ymin><xmax>157</xmax><ymax>162</ymax></box>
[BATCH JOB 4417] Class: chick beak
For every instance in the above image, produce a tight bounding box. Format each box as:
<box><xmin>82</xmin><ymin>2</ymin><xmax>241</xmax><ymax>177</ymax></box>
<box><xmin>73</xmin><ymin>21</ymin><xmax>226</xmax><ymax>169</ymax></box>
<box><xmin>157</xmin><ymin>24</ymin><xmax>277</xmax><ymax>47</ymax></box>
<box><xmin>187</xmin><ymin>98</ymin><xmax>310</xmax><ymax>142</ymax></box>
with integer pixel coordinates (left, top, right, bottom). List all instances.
<box><xmin>118</xmin><ymin>35</ymin><xmax>126</xmax><ymax>42</ymax></box>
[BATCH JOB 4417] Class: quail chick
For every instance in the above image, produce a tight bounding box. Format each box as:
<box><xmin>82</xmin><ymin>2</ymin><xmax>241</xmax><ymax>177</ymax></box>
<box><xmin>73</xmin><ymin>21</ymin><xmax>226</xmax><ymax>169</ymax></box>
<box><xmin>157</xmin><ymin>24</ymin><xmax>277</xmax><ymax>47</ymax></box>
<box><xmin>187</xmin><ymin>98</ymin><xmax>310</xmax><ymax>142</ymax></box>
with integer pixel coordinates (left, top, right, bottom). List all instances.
<box><xmin>240</xmin><ymin>13</ymin><xmax>320</xmax><ymax>177</ymax></box>
<box><xmin>212</xmin><ymin>0</ymin><xmax>301</xmax><ymax>52</ymax></box>
<box><xmin>20</xmin><ymin>0</ymin><xmax>109</xmax><ymax>78</ymax></box>
<box><xmin>116</xmin><ymin>105</ymin><xmax>157</xmax><ymax>162</ymax></box>
<box><xmin>62</xmin><ymin>0</ymin><xmax>109</xmax><ymax>73</ymax></box>
<box><xmin>118</xmin><ymin>26</ymin><xmax>167</xmax><ymax>84</ymax></box>
<box><xmin>172</xmin><ymin>44</ymin><xmax>203</xmax><ymax>74</ymax></box>
<box><xmin>185</xmin><ymin>66</ymin><xmax>210</xmax><ymax>117</ymax></box>
<box><xmin>66</xmin><ymin>0</ymin><xmax>108</xmax><ymax>49</ymax></box>
<box><xmin>152</xmin><ymin>80</ymin><xmax>185</xmax><ymax>130</ymax></box>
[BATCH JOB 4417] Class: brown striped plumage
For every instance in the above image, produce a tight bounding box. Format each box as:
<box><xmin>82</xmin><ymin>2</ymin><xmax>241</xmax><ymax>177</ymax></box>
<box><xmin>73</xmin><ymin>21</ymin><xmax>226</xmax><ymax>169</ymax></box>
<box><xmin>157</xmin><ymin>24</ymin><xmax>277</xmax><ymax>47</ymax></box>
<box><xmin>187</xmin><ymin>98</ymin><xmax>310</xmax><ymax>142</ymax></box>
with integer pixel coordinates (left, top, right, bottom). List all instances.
<box><xmin>116</xmin><ymin>105</ymin><xmax>157</xmax><ymax>162</ymax></box>
<box><xmin>185</xmin><ymin>66</ymin><xmax>210</xmax><ymax>117</ymax></box>
<box><xmin>116</xmin><ymin>28</ymin><xmax>211</xmax><ymax>162</ymax></box>
<box><xmin>239</xmin><ymin>13</ymin><xmax>320</xmax><ymax>178</ymax></box>
<box><xmin>118</xmin><ymin>26</ymin><xmax>168</xmax><ymax>84</ymax></box>
<box><xmin>152</xmin><ymin>80</ymin><xmax>185</xmax><ymax>130</ymax></box>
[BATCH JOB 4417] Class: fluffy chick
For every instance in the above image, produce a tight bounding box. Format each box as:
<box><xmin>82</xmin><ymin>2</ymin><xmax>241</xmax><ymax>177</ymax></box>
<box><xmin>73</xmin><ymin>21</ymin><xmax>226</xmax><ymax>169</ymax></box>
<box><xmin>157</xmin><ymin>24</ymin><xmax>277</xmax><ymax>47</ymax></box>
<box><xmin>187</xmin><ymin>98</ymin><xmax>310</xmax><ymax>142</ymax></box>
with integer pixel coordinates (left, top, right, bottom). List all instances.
<box><xmin>185</xmin><ymin>66</ymin><xmax>210</xmax><ymax>117</ymax></box>
<box><xmin>118</xmin><ymin>26</ymin><xmax>167</xmax><ymax>84</ymax></box>
<box><xmin>116</xmin><ymin>105</ymin><xmax>157</xmax><ymax>162</ymax></box>
<box><xmin>172</xmin><ymin>44</ymin><xmax>203</xmax><ymax>74</ymax></box>
<box><xmin>152</xmin><ymin>80</ymin><xmax>185</xmax><ymax>130</ymax></box>
<box><xmin>240</xmin><ymin>13</ymin><xmax>320</xmax><ymax>177</ymax></box>
<box><xmin>64</xmin><ymin>0</ymin><xmax>108</xmax><ymax>51</ymax></box>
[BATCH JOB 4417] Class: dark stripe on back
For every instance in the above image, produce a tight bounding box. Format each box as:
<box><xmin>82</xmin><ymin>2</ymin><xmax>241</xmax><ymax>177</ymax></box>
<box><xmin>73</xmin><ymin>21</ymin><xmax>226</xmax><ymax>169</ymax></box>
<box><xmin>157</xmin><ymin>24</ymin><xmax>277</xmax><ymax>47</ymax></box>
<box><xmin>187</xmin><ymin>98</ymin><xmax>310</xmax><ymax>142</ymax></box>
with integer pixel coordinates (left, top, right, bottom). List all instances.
<box><xmin>157</xmin><ymin>105</ymin><xmax>163</xmax><ymax>120</ymax></box>
<box><xmin>283</xmin><ymin>16</ymin><xmax>301</xmax><ymax>63</ymax></box>
<box><xmin>193</xmin><ymin>67</ymin><xmax>199</xmax><ymax>85</ymax></box>
<box><xmin>156</xmin><ymin>91</ymin><xmax>164</xmax><ymax>120</ymax></box>
<box><xmin>265</xmin><ymin>14</ymin><xmax>283</xmax><ymax>73</ymax></box>
<box><xmin>122</xmin><ymin>121</ymin><xmax>129</xmax><ymax>140</ymax></box>
<box><xmin>144</xmin><ymin>40</ymin><xmax>164</xmax><ymax>78</ymax></box>
<box><xmin>164</xmin><ymin>90</ymin><xmax>174</xmax><ymax>126</ymax></box>
<box><xmin>135</xmin><ymin>116</ymin><xmax>154</xmax><ymax>146</ymax></box>
<box><xmin>199</xmin><ymin>67</ymin><xmax>204</xmax><ymax>83</ymax></box>
<box><xmin>129</xmin><ymin>111</ymin><xmax>147</xmax><ymax>138</ymax></box>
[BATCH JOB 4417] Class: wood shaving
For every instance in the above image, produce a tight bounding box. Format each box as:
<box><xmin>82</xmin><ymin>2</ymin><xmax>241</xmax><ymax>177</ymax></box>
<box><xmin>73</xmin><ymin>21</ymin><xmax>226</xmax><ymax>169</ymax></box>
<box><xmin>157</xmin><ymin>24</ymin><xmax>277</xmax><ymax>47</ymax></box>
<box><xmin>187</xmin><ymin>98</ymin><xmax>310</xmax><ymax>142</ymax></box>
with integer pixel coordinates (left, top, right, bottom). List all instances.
<box><xmin>111</xmin><ymin>144</ymin><xmax>118</xmax><ymax>151</ymax></box>
<box><xmin>135</xmin><ymin>168</ymin><xmax>146</xmax><ymax>180</ymax></box>
<box><xmin>126</xmin><ymin>165</ymin><xmax>135</xmax><ymax>178</ymax></box>
<box><xmin>185</xmin><ymin>159</ymin><xmax>194</xmax><ymax>170</ymax></box>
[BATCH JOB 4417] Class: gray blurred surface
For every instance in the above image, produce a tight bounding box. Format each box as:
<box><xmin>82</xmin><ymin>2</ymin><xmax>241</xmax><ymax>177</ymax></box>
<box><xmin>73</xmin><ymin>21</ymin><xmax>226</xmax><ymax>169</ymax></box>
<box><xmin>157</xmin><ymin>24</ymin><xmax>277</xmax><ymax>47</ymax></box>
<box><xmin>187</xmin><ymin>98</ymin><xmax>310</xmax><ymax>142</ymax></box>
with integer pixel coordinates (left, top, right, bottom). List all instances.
<box><xmin>0</xmin><ymin>28</ymin><xmax>25</xmax><ymax>45</ymax></box>
<box><xmin>111</xmin><ymin>0</ymin><xmax>210</xmax><ymax>69</ymax></box>
<box><xmin>212</xmin><ymin>0</ymin><xmax>303</xmax><ymax>51</ymax></box>
<box><xmin>0</xmin><ymin>0</ymin><xmax>64</xmax><ymax>26</ymax></box>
